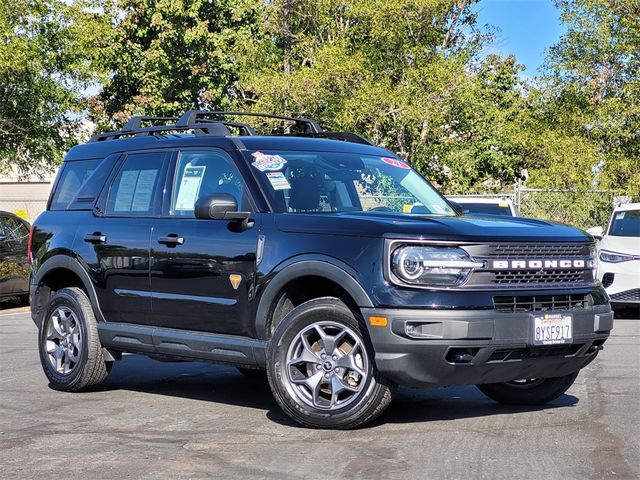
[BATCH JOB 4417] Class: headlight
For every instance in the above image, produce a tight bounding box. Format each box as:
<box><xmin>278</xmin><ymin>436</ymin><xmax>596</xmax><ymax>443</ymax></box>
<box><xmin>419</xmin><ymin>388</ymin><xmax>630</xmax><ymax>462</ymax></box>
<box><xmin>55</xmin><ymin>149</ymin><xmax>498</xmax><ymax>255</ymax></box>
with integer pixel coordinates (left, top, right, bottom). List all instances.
<box><xmin>599</xmin><ymin>250</ymin><xmax>638</xmax><ymax>263</ymax></box>
<box><xmin>391</xmin><ymin>245</ymin><xmax>483</xmax><ymax>286</ymax></box>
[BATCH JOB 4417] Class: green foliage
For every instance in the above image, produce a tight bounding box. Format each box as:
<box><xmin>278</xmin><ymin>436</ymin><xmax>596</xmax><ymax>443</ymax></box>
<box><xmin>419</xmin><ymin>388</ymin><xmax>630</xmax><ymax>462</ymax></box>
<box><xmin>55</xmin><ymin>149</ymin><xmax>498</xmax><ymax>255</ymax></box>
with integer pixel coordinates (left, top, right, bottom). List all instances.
<box><xmin>92</xmin><ymin>0</ymin><xmax>261</xmax><ymax>127</ymax></box>
<box><xmin>0</xmin><ymin>0</ymin><xmax>108</xmax><ymax>177</ymax></box>
<box><xmin>527</xmin><ymin>0</ymin><xmax>640</xmax><ymax>198</ymax></box>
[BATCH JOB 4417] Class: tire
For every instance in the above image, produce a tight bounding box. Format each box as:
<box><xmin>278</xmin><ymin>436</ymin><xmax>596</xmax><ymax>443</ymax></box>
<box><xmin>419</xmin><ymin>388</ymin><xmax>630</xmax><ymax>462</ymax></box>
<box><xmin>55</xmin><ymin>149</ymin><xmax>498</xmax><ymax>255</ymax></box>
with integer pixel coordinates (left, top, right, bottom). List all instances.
<box><xmin>38</xmin><ymin>287</ymin><xmax>111</xmax><ymax>391</ymax></box>
<box><xmin>476</xmin><ymin>372</ymin><xmax>579</xmax><ymax>405</ymax></box>
<box><xmin>266</xmin><ymin>297</ymin><xmax>394</xmax><ymax>429</ymax></box>
<box><xmin>236</xmin><ymin>367</ymin><xmax>266</xmax><ymax>379</ymax></box>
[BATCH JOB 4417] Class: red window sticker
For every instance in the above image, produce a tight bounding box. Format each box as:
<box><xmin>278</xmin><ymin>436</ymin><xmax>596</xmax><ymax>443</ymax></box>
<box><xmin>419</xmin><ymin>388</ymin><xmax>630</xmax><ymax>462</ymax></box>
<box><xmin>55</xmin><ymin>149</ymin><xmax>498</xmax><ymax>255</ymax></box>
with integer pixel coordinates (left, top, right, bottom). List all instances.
<box><xmin>381</xmin><ymin>157</ymin><xmax>410</xmax><ymax>169</ymax></box>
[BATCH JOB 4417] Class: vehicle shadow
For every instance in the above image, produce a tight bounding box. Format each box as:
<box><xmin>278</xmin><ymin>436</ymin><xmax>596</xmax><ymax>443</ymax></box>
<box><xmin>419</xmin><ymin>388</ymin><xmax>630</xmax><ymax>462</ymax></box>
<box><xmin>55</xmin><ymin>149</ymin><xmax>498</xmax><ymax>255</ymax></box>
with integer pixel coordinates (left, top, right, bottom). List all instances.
<box><xmin>94</xmin><ymin>354</ymin><xmax>579</xmax><ymax>428</ymax></box>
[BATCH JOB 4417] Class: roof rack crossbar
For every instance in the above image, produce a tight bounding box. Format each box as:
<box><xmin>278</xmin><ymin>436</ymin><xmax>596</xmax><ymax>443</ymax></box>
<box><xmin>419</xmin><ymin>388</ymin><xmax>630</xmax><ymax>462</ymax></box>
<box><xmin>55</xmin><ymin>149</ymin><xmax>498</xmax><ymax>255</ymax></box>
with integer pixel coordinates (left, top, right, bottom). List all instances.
<box><xmin>177</xmin><ymin>110</ymin><xmax>323</xmax><ymax>134</ymax></box>
<box><xmin>122</xmin><ymin>116</ymin><xmax>178</xmax><ymax>132</ymax></box>
<box><xmin>89</xmin><ymin>122</ymin><xmax>231</xmax><ymax>142</ymax></box>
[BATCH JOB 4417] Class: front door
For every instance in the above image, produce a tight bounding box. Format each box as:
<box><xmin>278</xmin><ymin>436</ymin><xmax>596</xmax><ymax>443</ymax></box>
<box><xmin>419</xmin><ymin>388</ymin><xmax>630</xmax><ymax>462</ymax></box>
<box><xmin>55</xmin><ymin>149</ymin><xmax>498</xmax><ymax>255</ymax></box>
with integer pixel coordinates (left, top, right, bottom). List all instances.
<box><xmin>149</xmin><ymin>149</ymin><xmax>259</xmax><ymax>335</ymax></box>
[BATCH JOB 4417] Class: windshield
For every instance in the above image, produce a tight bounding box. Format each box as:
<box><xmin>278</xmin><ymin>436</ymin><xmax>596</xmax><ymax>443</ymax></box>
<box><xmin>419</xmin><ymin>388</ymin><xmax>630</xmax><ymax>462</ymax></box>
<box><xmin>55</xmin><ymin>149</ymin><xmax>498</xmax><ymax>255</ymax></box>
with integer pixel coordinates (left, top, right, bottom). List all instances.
<box><xmin>247</xmin><ymin>150</ymin><xmax>456</xmax><ymax>216</ymax></box>
<box><xmin>457</xmin><ymin>202</ymin><xmax>513</xmax><ymax>216</ymax></box>
<box><xmin>609</xmin><ymin>209</ymin><xmax>640</xmax><ymax>237</ymax></box>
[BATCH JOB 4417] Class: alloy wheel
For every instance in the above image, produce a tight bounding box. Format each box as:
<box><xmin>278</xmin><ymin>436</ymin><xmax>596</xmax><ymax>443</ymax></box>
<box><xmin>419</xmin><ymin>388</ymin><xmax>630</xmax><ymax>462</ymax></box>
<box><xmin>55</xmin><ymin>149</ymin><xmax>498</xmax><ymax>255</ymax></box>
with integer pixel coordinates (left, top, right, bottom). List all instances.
<box><xmin>285</xmin><ymin>321</ymin><xmax>369</xmax><ymax>411</ymax></box>
<box><xmin>44</xmin><ymin>306</ymin><xmax>82</xmax><ymax>375</ymax></box>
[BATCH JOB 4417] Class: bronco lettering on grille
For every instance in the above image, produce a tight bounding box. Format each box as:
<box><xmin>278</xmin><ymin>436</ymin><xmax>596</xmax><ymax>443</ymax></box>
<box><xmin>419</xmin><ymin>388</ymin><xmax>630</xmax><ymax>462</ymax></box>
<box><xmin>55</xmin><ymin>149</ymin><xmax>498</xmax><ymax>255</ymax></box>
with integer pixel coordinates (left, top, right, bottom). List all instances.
<box><xmin>491</xmin><ymin>259</ymin><xmax>586</xmax><ymax>269</ymax></box>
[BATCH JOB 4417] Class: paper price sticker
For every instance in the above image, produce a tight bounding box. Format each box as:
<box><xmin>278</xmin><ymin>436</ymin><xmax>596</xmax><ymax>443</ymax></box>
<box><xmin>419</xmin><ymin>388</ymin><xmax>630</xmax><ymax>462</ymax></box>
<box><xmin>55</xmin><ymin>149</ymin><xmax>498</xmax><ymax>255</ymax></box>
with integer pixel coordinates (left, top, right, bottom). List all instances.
<box><xmin>266</xmin><ymin>172</ymin><xmax>291</xmax><ymax>190</ymax></box>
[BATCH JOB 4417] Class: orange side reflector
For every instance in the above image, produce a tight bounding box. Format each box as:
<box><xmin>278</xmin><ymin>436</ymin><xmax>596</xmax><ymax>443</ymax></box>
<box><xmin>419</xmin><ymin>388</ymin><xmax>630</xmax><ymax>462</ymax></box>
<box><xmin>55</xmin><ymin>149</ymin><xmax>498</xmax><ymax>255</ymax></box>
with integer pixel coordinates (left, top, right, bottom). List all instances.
<box><xmin>369</xmin><ymin>316</ymin><xmax>388</xmax><ymax>327</ymax></box>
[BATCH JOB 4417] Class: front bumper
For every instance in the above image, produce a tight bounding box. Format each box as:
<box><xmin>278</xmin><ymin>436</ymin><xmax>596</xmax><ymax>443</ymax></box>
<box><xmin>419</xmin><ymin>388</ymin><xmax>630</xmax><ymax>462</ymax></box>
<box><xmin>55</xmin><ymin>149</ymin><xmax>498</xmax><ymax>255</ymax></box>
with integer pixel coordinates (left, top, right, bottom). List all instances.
<box><xmin>361</xmin><ymin>305</ymin><xmax>613</xmax><ymax>387</ymax></box>
<box><xmin>597</xmin><ymin>259</ymin><xmax>640</xmax><ymax>303</ymax></box>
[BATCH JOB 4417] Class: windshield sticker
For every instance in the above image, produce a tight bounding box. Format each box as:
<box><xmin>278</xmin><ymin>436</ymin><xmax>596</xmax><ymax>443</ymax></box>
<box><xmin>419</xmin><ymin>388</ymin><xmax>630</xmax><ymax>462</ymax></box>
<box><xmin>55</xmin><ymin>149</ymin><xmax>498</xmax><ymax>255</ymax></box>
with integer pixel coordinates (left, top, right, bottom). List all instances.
<box><xmin>381</xmin><ymin>157</ymin><xmax>410</xmax><ymax>169</ymax></box>
<box><xmin>265</xmin><ymin>171</ymin><xmax>291</xmax><ymax>190</ymax></box>
<box><xmin>615</xmin><ymin>212</ymin><xmax>625</xmax><ymax>220</ymax></box>
<box><xmin>252</xmin><ymin>151</ymin><xmax>287</xmax><ymax>172</ymax></box>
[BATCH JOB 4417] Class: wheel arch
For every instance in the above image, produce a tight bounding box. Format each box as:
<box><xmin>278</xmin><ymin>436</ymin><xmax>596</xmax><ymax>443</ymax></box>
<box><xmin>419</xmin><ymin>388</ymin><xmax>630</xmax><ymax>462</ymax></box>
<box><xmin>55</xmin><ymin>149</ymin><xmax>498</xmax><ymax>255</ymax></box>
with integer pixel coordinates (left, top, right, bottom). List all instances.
<box><xmin>31</xmin><ymin>256</ymin><xmax>106</xmax><ymax>327</ymax></box>
<box><xmin>255</xmin><ymin>259</ymin><xmax>373</xmax><ymax>340</ymax></box>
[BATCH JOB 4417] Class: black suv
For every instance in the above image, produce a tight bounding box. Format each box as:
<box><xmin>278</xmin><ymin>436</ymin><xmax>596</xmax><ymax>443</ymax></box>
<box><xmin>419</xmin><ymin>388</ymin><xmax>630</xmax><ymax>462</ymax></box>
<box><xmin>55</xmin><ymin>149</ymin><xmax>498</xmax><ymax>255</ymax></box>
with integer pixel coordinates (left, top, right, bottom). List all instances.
<box><xmin>30</xmin><ymin>111</ymin><xmax>613</xmax><ymax>429</ymax></box>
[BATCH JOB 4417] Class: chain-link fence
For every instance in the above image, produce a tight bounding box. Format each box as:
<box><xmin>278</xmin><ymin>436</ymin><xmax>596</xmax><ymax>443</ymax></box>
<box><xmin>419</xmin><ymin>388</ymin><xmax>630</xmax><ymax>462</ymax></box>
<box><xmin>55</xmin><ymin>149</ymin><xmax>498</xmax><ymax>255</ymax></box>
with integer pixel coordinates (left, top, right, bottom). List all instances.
<box><xmin>0</xmin><ymin>197</ymin><xmax>48</xmax><ymax>224</ymax></box>
<box><xmin>514</xmin><ymin>187</ymin><xmax>622</xmax><ymax>230</ymax></box>
<box><xmin>449</xmin><ymin>185</ymin><xmax>627</xmax><ymax>230</ymax></box>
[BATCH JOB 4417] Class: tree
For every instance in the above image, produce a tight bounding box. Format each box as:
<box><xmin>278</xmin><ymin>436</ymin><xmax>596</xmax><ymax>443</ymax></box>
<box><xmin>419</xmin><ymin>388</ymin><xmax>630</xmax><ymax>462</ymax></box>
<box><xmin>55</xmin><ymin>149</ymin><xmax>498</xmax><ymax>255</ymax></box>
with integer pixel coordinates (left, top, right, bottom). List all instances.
<box><xmin>528</xmin><ymin>0</ymin><xmax>640</xmax><ymax>197</ymax></box>
<box><xmin>92</xmin><ymin>0</ymin><xmax>261</xmax><ymax>128</ymax></box>
<box><xmin>231</xmin><ymin>0</ymin><xmax>546</xmax><ymax>192</ymax></box>
<box><xmin>0</xmin><ymin>0</ymin><xmax>109</xmax><ymax>177</ymax></box>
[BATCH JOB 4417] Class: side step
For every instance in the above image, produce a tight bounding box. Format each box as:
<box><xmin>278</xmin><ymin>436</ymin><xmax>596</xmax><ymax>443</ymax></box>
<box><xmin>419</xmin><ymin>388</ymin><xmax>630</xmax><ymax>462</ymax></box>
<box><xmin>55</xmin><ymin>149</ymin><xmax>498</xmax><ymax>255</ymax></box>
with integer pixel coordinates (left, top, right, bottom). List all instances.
<box><xmin>98</xmin><ymin>323</ymin><xmax>266</xmax><ymax>367</ymax></box>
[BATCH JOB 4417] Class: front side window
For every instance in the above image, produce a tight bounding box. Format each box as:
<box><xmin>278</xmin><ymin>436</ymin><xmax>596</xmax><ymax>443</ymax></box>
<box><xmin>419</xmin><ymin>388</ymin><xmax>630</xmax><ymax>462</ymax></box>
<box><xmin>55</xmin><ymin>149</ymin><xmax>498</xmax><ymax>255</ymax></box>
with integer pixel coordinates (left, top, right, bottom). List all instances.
<box><xmin>609</xmin><ymin>209</ymin><xmax>640</xmax><ymax>237</ymax></box>
<box><xmin>171</xmin><ymin>150</ymin><xmax>250</xmax><ymax>216</ymax></box>
<box><xmin>106</xmin><ymin>153</ymin><xmax>166</xmax><ymax>216</ymax></box>
<box><xmin>247</xmin><ymin>150</ymin><xmax>455</xmax><ymax>216</ymax></box>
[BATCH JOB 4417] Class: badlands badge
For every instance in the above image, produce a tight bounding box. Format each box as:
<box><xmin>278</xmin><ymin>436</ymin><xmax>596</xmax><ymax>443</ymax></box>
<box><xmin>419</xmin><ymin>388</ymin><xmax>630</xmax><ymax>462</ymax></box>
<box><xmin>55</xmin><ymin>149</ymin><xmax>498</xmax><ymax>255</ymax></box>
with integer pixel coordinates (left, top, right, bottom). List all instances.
<box><xmin>229</xmin><ymin>274</ymin><xmax>242</xmax><ymax>290</ymax></box>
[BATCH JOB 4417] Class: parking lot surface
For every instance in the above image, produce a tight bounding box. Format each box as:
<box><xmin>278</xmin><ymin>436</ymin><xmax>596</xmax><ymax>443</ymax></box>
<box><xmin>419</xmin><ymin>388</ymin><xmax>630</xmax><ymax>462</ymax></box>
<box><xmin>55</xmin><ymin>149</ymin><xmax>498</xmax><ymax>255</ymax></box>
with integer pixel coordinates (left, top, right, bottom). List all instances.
<box><xmin>1</xmin><ymin>305</ymin><xmax>638</xmax><ymax>480</ymax></box>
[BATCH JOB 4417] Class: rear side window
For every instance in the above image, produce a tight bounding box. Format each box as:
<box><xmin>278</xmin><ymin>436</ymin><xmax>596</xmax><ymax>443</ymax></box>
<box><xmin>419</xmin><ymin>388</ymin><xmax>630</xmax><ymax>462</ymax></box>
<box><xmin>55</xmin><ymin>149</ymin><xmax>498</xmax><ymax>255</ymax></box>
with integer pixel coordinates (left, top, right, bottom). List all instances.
<box><xmin>49</xmin><ymin>159</ymin><xmax>101</xmax><ymax>210</ymax></box>
<box><xmin>106</xmin><ymin>152</ymin><xmax>167</xmax><ymax>216</ymax></box>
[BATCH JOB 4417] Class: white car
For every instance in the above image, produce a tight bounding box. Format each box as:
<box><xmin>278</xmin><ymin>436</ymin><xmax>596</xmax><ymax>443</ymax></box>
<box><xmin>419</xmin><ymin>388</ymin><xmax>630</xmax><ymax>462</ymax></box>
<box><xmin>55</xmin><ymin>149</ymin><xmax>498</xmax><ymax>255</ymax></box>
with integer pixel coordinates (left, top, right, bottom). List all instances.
<box><xmin>446</xmin><ymin>196</ymin><xmax>517</xmax><ymax>216</ymax></box>
<box><xmin>588</xmin><ymin>203</ymin><xmax>640</xmax><ymax>306</ymax></box>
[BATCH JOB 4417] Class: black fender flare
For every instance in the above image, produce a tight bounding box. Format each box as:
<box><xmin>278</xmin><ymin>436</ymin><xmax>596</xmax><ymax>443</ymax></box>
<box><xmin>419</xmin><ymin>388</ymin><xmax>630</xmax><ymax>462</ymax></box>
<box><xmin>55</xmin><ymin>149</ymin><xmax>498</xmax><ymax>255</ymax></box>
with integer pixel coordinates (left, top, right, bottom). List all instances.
<box><xmin>32</xmin><ymin>255</ymin><xmax>106</xmax><ymax>324</ymax></box>
<box><xmin>254</xmin><ymin>259</ymin><xmax>373</xmax><ymax>340</ymax></box>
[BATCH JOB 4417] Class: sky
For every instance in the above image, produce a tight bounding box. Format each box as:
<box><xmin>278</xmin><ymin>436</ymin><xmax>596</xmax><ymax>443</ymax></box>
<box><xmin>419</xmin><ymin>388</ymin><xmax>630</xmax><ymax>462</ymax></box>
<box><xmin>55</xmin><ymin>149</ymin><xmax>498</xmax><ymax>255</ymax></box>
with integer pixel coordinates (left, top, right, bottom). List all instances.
<box><xmin>474</xmin><ymin>0</ymin><xmax>567</xmax><ymax>76</ymax></box>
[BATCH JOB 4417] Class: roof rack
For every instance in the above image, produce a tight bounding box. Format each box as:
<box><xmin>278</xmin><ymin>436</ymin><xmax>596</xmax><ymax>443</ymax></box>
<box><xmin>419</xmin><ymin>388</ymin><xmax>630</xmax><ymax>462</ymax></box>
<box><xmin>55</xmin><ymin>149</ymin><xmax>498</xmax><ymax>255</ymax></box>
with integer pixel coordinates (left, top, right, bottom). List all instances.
<box><xmin>88</xmin><ymin>110</ymin><xmax>372</xmax><ymax>145</ymax></box>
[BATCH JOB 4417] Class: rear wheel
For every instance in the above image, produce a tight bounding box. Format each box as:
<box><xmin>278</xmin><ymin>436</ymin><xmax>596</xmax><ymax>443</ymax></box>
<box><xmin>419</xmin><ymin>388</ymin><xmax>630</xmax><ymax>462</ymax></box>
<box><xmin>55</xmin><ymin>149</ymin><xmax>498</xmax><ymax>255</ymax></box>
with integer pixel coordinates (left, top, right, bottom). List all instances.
<box><xmin>267</xmin><ymin>297</ymin><xmax>394</xmax><ymax>429</ymax></box>
<box><xmin>38</xmin><ymin>287</ymin><xmax>111</xmax><ymax>391</ymax></box>
<box><xmin>476</xmin><ymin>372</ymin><xmax>579</xmax><ymax>405</ymax></box>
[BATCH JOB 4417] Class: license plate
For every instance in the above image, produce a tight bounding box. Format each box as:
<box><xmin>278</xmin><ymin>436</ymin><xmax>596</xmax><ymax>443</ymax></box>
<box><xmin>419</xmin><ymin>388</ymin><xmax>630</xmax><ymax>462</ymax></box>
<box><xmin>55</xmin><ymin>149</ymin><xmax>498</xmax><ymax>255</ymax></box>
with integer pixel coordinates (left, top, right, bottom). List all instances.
<box><xmin>532</xmin><ymin>313</ymin><xmax>573</xmax><ymax>345</ymax></box>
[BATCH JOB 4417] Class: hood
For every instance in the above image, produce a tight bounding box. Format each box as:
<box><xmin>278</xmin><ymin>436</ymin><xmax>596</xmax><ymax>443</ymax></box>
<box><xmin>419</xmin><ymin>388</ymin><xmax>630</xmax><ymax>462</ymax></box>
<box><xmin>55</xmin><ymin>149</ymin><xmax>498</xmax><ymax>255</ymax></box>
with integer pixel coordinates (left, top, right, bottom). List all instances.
<box><xmin>599</xmin><ymin>235</ymin><xmax>640</xmax><ymax>255</ymax></box>
<box><xmin>275</xmin><ymin>212</ymin><xmax>591</xmax><ymax>243</ymax></box>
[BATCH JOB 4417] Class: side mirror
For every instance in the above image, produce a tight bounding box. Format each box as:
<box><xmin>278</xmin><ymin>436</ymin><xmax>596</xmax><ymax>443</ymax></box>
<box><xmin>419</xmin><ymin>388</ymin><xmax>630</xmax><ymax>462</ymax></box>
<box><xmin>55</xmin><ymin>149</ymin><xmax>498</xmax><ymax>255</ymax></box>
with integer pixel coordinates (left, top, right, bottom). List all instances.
<box><xmin>586</xmin><ymin>226</ymin><xmax>604</xmax><ymax>240</ymax></box>
<box><xmin>194</xmin><ymin>193</ymin><xmax>250</xmax><ymax>221</ymax></box>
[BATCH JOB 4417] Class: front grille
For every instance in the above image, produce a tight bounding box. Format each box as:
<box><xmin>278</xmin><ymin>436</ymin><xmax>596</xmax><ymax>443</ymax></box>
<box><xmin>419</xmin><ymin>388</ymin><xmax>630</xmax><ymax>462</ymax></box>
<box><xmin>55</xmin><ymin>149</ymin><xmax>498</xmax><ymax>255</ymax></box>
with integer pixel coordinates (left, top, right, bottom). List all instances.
<box><xmin>487</xmin><ymin>344</ymin><xmax>584</xmax><ymax>362</ymax></box>
<box><xmin>461</xmin><ymin>242</ymin><xmax>595</xmax><ymax>289</ymax></box>
<box><xmin>610</xmin><ymin>289</ymin><xmax>640</xmax><ymax>303</ymax></box>
<box><xmin>486</xmin><ymin>243</ymin><xmax>589</xmax><ymax>258</ymax></box>
<box><xmin>493</xmin><ymin>294</ymin><xmax>590</xmax><ymax>313</ymax></box>
<box><xmin>492</xmin><ymin>269</ymin><xmax>586</xmax><ymax>285</ymax></box>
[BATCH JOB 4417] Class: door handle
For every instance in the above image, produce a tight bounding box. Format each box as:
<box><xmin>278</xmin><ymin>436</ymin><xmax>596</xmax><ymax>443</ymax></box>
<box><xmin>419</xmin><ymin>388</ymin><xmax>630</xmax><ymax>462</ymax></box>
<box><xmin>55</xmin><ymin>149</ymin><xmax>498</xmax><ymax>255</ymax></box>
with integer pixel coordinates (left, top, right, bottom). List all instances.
<box><xmin>158</xmin><ymin>234</ymin><xmax>184</xmax><ymax>246</ymax></box>
<box><xmin>84</xmin><ymin>233</ymin><xmax>107</xmax><ymax>244</ymax></box>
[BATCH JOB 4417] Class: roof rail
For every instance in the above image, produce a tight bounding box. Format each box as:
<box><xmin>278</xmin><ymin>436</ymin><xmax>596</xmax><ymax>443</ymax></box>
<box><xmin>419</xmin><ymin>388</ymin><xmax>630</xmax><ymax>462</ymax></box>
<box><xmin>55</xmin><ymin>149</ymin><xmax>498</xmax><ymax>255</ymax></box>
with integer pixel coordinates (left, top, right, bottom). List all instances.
<box><xmin>88</xmin><ymin>110</ymin><xmax>373</xmax><ymax>145</ymax></box>
<box><xmin>176</xmin><ymin>110</ymin><xmax>324</xmax><ymax>134</ymax></box>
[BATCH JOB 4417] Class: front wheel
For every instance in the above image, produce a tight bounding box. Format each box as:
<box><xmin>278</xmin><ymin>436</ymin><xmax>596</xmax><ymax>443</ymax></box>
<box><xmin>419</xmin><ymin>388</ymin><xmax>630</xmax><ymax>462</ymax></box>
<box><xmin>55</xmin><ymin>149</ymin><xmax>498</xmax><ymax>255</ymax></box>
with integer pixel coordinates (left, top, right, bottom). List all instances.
<box><xmin>267</xmin><ymin>297</ymin><xmax>394</xmax><ymax>429</ymax></box>
<box><xmin>476</xmin><ymin>372</ymin><xmax>579</xmax><ymax>405</ymax></box>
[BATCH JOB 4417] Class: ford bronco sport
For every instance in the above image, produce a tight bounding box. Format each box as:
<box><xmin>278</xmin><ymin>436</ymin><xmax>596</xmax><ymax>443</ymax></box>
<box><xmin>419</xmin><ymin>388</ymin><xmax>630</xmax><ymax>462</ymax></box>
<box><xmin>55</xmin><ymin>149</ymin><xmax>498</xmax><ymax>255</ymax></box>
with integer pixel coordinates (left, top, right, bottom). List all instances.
<box><xmin>29</xmin><ymin>111</ymin><xmax>613</xmax><ymax>429</ymax></box>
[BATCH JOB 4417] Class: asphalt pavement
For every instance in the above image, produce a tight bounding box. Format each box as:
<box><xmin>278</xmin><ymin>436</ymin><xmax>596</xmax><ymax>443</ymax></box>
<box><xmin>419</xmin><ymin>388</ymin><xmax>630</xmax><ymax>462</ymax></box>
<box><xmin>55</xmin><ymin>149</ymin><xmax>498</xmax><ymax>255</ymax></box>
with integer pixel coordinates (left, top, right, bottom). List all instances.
<box><xmin>1</xmin><ymin>304</ymin><xmax>638</xmax><ymax>480</ymax></box>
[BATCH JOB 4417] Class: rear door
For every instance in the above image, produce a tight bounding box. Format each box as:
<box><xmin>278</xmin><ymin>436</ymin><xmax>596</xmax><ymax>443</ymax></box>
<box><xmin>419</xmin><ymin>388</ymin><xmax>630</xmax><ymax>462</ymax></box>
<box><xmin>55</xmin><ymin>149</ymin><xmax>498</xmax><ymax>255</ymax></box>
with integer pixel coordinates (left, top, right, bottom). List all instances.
<box><xmin>76</xmin><ymin>151</ymin><xmax>169</xmax><ymax>325</ymax></box>
<box><xmin>149</xmin><ymin>148</ymin><xmax>259</xmax><ymax>335</ymax></box>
